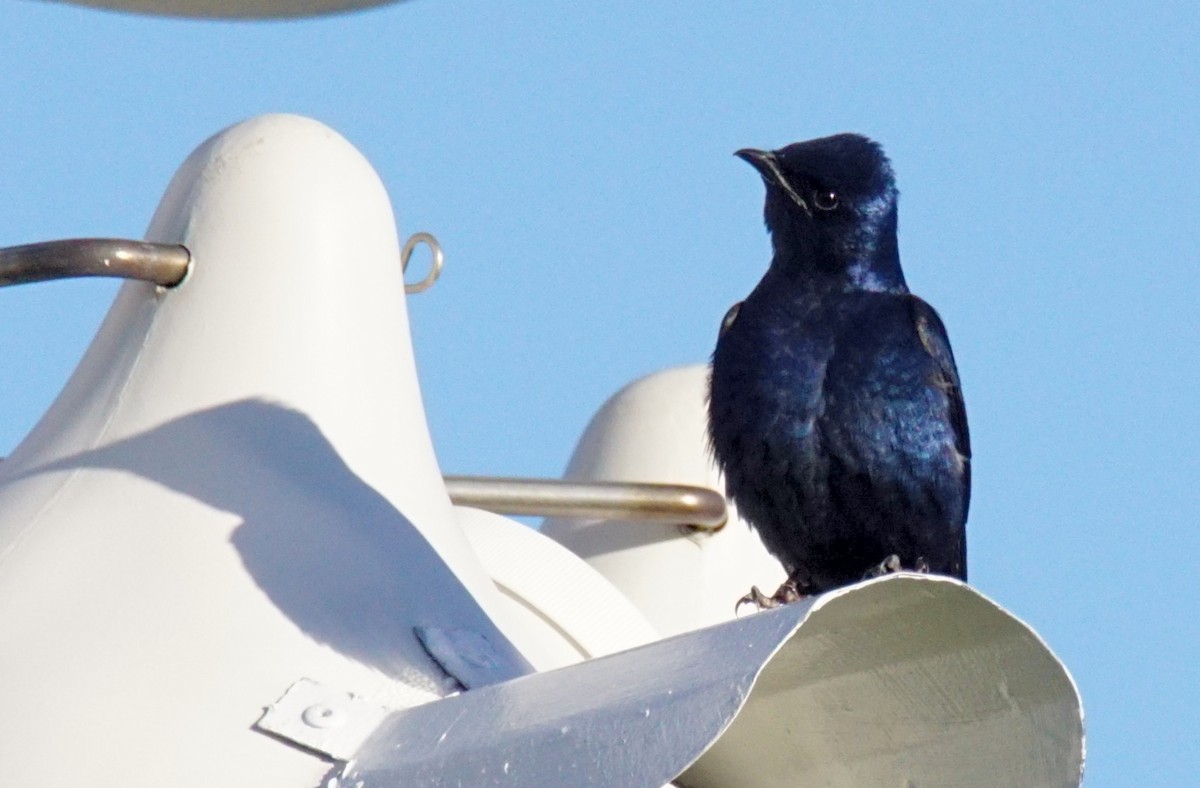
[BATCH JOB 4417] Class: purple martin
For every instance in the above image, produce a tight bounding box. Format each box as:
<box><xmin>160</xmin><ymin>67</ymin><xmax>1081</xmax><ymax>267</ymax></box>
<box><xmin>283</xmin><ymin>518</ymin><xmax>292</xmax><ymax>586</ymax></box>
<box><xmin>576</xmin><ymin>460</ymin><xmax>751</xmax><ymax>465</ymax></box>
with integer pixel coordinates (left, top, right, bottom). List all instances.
<box><xmin>708</xmin><ymin>134</ymin><xmax>970</xmax><ymax>605</ymax></box>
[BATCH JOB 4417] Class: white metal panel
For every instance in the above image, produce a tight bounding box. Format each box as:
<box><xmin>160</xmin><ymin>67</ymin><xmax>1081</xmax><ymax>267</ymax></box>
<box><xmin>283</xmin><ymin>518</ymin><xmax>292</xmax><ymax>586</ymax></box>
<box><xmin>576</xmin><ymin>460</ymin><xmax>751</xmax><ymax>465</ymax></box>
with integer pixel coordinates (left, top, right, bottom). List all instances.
<box><xmin>680</xmin><ymin>575</ymin><xmax>1085</xmax><ymax>787</ymax></box>
<box><xmin>336</xmin><ymin>575</ymin><xmax>1084</xmax><ymax>787</ymax></box>
<box><xmin>541</xmin><ymin>364</ymin><xmax>787</xmax><ymax>636</ymax></box>
<box><xmin>0</xmin><ymin>114</ymin><xmax>528</xmax><ymax>786</ymax></box>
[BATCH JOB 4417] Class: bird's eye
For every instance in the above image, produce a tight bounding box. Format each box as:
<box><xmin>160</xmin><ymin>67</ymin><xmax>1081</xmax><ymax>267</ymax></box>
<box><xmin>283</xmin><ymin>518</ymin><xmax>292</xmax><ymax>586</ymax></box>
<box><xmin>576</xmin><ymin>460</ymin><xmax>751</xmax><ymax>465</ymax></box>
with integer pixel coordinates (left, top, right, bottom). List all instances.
<box><xmin>814</xmin><ymin>190</ymin><xmax>839</xmax><ymax>211</ymax></box>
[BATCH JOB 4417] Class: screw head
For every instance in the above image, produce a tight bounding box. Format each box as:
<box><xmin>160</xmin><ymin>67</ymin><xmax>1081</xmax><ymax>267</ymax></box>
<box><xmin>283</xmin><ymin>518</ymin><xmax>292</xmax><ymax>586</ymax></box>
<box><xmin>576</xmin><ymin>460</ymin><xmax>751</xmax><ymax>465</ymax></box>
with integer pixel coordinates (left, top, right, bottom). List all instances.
<box><xmin>302</xmin><ymin>703</ymin><xmax>346</xmax><ymax>729</ymax></box>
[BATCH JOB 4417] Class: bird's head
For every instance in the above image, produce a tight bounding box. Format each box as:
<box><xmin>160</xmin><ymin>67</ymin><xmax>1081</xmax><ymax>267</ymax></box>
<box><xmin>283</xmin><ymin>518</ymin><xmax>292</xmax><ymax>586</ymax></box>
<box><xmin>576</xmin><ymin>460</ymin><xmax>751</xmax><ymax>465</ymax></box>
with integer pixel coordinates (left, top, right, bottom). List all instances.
<box><xmin>737</xmin><ymin>133</ymin><xmax>905</xmax><ymax>292</ymax></box>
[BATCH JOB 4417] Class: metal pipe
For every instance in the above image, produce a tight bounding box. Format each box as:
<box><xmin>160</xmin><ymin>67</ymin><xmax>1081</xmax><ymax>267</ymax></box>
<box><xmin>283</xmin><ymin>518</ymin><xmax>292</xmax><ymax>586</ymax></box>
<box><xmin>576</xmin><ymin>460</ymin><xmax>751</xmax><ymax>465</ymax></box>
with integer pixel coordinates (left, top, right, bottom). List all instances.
<box><xmin>444</xmin><ymin>475</ymin><xmax>728</xmax><ymax>531</ymax></box>
<box><xmin>0</xmin><ymin>238</ymin><xmax>191</xmax><ymax>288</ymax></box>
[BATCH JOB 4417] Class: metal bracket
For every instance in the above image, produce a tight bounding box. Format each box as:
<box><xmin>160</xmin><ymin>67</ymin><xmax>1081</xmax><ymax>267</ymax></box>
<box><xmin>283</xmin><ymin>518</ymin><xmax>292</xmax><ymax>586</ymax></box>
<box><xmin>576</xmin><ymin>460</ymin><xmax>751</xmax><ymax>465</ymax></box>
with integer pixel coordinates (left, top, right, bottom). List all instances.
<box><xmin>255</xmin><ymin>678</ymin><xmax>395</xmax><ymax>761</ymax></box>
<box><xmin>415</xmin><ymin>626</ymin><xmax>534</xmax><ymax>690</ymax></box>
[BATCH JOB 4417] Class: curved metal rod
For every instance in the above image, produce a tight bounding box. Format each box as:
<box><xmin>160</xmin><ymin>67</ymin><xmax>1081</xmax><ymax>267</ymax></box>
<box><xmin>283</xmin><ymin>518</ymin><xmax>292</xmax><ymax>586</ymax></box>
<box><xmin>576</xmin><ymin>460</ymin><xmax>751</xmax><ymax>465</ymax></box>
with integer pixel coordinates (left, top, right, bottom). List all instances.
<box><xmin>444</xmin><ymin>475</ymin><xmax>728</xmax><ymax>531</ymax></box>
<box><xmin>0</xmin><ymin>238</ymin><xmax>191</xmax><ymax>288</ymax></box>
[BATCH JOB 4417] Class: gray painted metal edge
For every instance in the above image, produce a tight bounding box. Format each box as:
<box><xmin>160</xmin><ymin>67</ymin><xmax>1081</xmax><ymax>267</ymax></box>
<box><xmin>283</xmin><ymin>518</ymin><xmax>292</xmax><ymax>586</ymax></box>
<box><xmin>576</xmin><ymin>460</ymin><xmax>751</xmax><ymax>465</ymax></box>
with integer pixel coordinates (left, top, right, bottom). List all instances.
<box><xmin>331</xmin><ymin>574</ymin><xmax>1084</xmax><ymax>787</ymax></box>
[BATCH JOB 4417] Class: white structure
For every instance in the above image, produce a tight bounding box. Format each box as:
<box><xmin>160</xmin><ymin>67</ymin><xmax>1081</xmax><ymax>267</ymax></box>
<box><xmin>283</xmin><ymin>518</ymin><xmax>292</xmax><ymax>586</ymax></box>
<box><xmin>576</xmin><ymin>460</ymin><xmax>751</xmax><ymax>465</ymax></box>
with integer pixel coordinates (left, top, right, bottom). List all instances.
<box><xmin>542</xmin><ymin>365</ymin><xmax>788</xmax><ymax>637</ymax></box>
<box><xmin>0</xmin><ymin>115</ymin><xmax>1084</xmax><ymax>786</ymax></box>
<box><xmin>46</xmin><ymin>0</ymin><xmax>400</xmax><ymax>18</ymax></box>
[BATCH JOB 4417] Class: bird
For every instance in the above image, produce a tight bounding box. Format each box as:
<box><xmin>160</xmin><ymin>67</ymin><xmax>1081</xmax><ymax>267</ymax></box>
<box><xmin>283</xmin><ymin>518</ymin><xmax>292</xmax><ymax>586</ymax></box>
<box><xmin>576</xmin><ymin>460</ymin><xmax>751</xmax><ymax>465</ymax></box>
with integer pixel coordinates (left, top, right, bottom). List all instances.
<box><xmin>708</xmin><ymin>133</ymin><xmax>970</xmax><ymax>606</ymax></box>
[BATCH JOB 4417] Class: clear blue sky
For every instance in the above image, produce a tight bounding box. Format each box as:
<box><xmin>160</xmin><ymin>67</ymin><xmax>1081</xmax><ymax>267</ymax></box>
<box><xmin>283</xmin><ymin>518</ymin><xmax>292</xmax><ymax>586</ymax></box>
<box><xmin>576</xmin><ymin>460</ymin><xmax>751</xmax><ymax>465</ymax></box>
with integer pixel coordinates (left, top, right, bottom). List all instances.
<box><xmin>1</xmin><ymin>2</ymin><xmax>1196</xmax><ymax>784</ymax></box>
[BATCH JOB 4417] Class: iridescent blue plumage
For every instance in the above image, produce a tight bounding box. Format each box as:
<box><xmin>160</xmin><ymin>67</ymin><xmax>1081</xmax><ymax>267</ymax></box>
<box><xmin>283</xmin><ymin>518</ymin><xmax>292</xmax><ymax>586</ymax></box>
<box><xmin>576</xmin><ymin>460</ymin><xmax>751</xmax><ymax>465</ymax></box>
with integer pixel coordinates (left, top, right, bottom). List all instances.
<box><xmin>709</xmin><ymin>134</ymin><xmax>969</xmax><ymax>599</ymax></box>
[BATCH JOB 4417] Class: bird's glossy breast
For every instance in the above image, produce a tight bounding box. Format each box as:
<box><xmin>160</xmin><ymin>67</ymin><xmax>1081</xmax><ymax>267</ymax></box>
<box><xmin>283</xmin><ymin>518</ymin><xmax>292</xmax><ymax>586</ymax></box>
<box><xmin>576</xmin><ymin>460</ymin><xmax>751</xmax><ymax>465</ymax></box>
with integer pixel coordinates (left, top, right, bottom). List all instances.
<box><xmin>712</xmin><ymin>291</ymin><xmax>956</xmax><ymax>476</ymax></box>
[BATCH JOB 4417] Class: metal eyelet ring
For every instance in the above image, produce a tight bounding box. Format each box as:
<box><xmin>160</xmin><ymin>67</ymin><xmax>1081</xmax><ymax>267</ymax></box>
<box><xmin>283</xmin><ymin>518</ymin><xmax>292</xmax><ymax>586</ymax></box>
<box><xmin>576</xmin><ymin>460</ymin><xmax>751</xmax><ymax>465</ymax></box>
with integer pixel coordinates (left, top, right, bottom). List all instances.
<box><xmin>402</xmin><ymin>232</ymin><xmax>444</xmax><ymax>294</ymax></box>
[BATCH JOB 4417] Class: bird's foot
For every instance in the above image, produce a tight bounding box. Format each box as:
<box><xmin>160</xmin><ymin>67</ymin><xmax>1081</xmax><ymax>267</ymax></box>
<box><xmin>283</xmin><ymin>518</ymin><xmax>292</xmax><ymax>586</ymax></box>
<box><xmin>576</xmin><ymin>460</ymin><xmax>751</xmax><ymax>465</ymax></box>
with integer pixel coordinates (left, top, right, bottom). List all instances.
<box><xmin>863</xmin><ymin>553</ymin><xmax>903</xmax><ymax>579</ymax></box>
<box><xmin>736</xmin><ymin>585</ymin><xmax>774</xmax><ymax>613</ymax></box>
<box><xmin>735</xmin><ymin>578</ymin><xmax>806</xmax><ymax>614</ymax></box>
<box><xmin>863</xmin><ymin>554</ymin><xmax>932</xmax><ymax>579</ymax></box>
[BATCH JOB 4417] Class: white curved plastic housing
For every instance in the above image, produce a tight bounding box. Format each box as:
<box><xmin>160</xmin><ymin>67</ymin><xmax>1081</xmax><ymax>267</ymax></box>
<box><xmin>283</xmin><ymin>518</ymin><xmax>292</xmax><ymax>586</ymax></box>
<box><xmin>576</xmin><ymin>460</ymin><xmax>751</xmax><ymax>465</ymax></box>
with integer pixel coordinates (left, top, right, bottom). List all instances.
<box><xmin>44</xmin><ymin>0</ymin><xmax>399</xmax><ymax>19</ymax></box>
<box><xmin>455</xmin><ymin>505</ymin><xmax>659</xmax><ymax>670</ymax></box>
<box><xmin>541</xmin><ymin>365</ymin><xmax>787</xmax><ymax>636</ymax></box>
<box><xmin>0</xmin><ymin>114</ymin><xmax>538</xmax><ymax>786</ymax></box>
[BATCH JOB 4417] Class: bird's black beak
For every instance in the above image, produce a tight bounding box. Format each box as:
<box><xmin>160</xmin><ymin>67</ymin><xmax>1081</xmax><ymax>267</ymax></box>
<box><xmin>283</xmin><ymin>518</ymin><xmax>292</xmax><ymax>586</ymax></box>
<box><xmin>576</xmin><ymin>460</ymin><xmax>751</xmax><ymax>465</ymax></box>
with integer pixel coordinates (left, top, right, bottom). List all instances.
<box><xmin>735</xmin><ymin>148</ymin><xmax>811</xmax><ymax>216</ymax></box>
<box><xmin>735</xmin><ymin>148</ymin><xmax>774</xmax><ymax>179</ymax></box>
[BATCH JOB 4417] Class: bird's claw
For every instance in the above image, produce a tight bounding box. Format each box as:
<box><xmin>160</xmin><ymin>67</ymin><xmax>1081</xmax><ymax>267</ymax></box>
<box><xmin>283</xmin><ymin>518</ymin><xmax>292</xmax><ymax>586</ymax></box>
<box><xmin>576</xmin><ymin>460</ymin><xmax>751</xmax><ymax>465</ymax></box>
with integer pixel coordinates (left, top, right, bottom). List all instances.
<box><xmin>736</xmin><ymin>585</ymin><xmax>773</xmax><ymax>614</ymax></box>
<box><xmin>863</xmin><ymin>553</ymin><xmax>933</xmax><ymax>579</ymax></box>
<box><xmin>863</xmin><ymin>553</ymin><xmax>903</xmax><ymax>579</ymax></box>
<box><xmin>735</xmin><ymin>578</ymin><xmax>806</xmax><ymax>613</ymax></box>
